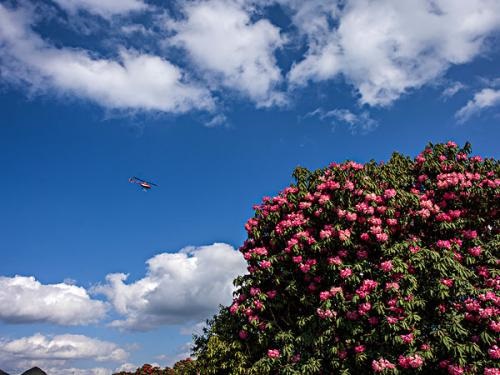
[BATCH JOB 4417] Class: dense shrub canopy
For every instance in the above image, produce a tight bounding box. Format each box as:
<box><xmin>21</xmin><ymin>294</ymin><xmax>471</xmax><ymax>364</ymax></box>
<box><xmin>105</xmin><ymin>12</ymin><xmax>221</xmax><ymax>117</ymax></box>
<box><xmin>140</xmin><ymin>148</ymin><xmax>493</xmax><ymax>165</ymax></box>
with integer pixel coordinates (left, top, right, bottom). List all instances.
<box><xmin>193</xmin><ymin>142</ymin><xmax>499</xmax><ymax>375</ymax></box>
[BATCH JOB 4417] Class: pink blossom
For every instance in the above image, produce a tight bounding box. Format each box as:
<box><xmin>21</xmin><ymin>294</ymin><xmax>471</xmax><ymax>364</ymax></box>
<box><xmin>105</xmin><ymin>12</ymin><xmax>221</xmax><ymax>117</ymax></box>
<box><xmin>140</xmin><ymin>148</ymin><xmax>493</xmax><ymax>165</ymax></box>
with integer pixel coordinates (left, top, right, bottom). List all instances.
<box><xmin>344</xmin><ymin>181</ymin><xmax>354</xmax><ymax>190</ymax></box>
<box><xmin>319</xmin><ymin>291</ymin><xmax>331</xmax><ymax>301</ymax></box>
<box><xmin>463</xmin><ymin>229</ymin><xmax>478</xmax><ymax>239</ymax></box>
<box><xmin>267</xmin><ymin>349</ymin><xmax>281</xmax><ymax>359</ymax></box>
<box><xmin>340</xmin><ymin>268</ymin><xmax>352</xmax><ymax>278</ymax></box>
<box><xmin>400</xmin><ymin>333</ymin><xmax>414</xmax><ymax>344</ymax></box>
<box><xmin>345</xmin><ymin>212</ymin><xmax>357</xmax><ymax>221</ymax></box>
<box><xmin>292</xmin><ymin>255</ymin><xmax>303</xmax><ymax>264</ymax></box>
<box><xmin>250</xmin><ymin>287</ymin><xmax>261</xmax><ymax>296</ymax></box>
<box><xmin>385</xmin><ymin>282</ymin><xmax>399</xmax><ymax>290</ymax></box>
<box><xmin>441</xmin><ymin>278</ymin><xmax>454</xmax><ymax>287</ymax></box>
<box><xmin>384</xmin><ymin>189</ymin><xmax>397</xmax><ymax>199</ymax></box>
<box><xmin>489</xmin><ymin>321</ymin><xmax>500</xmax><ymax>333</ymax></box>
<box><xmin>239</xmin><ymin>330</ymin><xmax>248</xmax><ymax>340</ymax></box>
<box><xmin>253</xmin><ymin>247</ymin><xmax>268</xmax><ymax>256</ymax></box>
<box><xmin>253</xmin><ymin>300</ymin><xmax>264</xmax><ymax>310</ymax></box>
<box><xmin>398</xmin><ymin>354</ymin><xmax>424</xmax><ymax>369</ymax></box>
<box><xmin>330</xmin><ymin>286</ymin><xmax>343</xmax><ymax>296</ymax></box>
<box><xmin>372</xmin><ymin>358</ymin><xmax>396</xmax><ymax>372</ymax></box>
<box><xmin>338</xmin><ymin>229</ymin><xmax>351</xmax><ymax>242</ymax></box>
<box><xmin>360</xmin><ymin>233</ymin><xmax>370</xmax><ymax>241</ymax></box>
<box><xmin>436</xmin><ymin>240</ymin><xmax>452</xmax><ymax>249</ymax></box>
<box><xmin>328</xmin><ymin>256</ymin><xmax>342</xmax><ymax>265</ymax></box>
<box><xmin>358</xmin><ymin>302</ymin><xmax>372</xmax><ymax>316</ymax></box>
<box><xmin>484</xmin><ymin>369</ymin><xmax>500</xmax><ymax>375</ymax></box>
<box><xmin>386</xmin><ymin>316</ymin><xmax>398</xmax><ymax>324</ymax></box>
<box><xmin>489</xmin><ymin>345</ymin><xmax>500</xmax><ymax>359</ymax></box>
<box><xmin>376</xmin><ymin>233</ymin><xmax>389</xmax><ymax>242</ymax></box>
<box><xmin>447</xmin><ymin>364</ymin><xmax>464</xmax><ymax>375</ymax></box>
<box><xmin>259</xmin><ymin>260</ymin><xmax>271</xmax><ymax>269</ymax></box>
<box><xmin>468</xmin><ymin>246</ymin><xmax>482</xmax><ymax>257</ymax></box>
<box><xmin>368</xmin><ymin>316</ymin><xmax>379</xmax><ymax>325</ymax></box>
<box><xmin>300</xmin><ymin>263</ymin><xmax>311</xmax><ymax>273</ymax></box>
<box><xmin>299</xmin><ymin>201</ymin><xmax>312</xmax><ymax>209</ymax></box>
<box><xmin>365</xmin><ymin>193</ymin><xmax>377</xmax><ymax>202</ymax></box>
<box><xmin>380</xmin><ymin>260</ymin><xmax>393</xmax><ymax>272</ymax></box>
<box><xmin>230</xmin><ymin>303</ymin><xmax>239</xmax><ymax>315</ymax></box>
<box><xmin>354</xmin><ymin>345</ymin><xmax>365</xmax><ymax>353</ymax></box>
<box><xmin>266</xmin><ymin>290</ymin><xmax>277</xmax><ymax>299</ymax></box>
<box><xmin>386</xmin><ymin>218</ymin><xmax>398</xmax><ymax>226</ymax></box>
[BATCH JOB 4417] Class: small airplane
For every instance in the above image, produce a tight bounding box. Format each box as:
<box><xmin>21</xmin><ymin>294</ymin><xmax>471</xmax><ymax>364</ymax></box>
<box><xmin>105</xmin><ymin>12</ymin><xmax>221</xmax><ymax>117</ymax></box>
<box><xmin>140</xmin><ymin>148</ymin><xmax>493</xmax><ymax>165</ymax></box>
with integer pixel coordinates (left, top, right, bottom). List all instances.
<box><xmin>129</xmin><ymin>176</ymin><xmax>158</xmax><ymax>191</ymax></box>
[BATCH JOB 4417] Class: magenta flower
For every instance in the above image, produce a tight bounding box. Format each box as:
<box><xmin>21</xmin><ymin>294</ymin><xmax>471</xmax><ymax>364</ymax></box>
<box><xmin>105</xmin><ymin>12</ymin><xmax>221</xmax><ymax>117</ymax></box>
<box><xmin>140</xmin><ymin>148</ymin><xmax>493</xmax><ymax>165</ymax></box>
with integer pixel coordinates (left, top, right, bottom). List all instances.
<box><xmin>267</xmin><ymin>349</ymin><xmax>280</xmax><ymax>359</ymax></box>
<box><xmin>468</xmin><ymin>246</ymin><xmax>482</xmax><ymax>257</ymax></box>
<box><xmin>340</xmin><ymin>268</ymin><xmax>352</xmax><ymax>278</ymax></box>
<box><xmin>380</xmin><ymin>260</ymin><xmax>393</xmax><ymax>272</ymax></box>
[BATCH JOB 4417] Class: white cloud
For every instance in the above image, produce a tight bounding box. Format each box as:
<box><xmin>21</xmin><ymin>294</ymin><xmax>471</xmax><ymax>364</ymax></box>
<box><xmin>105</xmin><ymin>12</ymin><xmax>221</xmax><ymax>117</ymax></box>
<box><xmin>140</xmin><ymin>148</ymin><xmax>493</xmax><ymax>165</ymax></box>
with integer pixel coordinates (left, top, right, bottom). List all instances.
<box><xmin>305</xmin><ymin>107</ymin><xmax>378</xmax><ymax>134</ymax></box>
<box><xmin>288</xmin><ymin>0</ymin><xmax>500</xmax><ymax>106</ymax></box>
<box><xmin>44</xmin><ymin>367</ymin><xmax>111</xmax><ymax>375</ymax></box>
<box><xmin>205</xmin><ymin>113</ymin><xmax>228</xmax><ymax>127</ymax></box>
<box><xmin>0</xmin><ymin>4</ymin><xmax>214</xmax><ymax>113</ymax></box>
<box><xmin>455</xmin><ymin>88</ymin><xmax>500</xmax><ymax>123</ymax></box>
<box><xmin>0</xmin><ymin>275</ymin><xmax>107</xmax><ymax>325</ymax></box>
<box><xmin>115</xmin><ymin>363</ymin><xmax>138</xmax><ymax>372</ymax></box>
<box><xmin>441</xmin><ymin>81</ymin><xmax>466</xmax><ymax>99</ymax></box>
<box><xmin>52</xmin><ymin>0</ymin><xmax>147</xmax><ymax>18</ymax></box>
<box><xmin>94</xmin><ymin>243</ymin><xmax>247</xmax><ymax>330</ymax></box>
<box><xmin>169</xmin><ymin>0</ymin><xmax>285</xmax><ymax>106</ymax></box>
<box><xmin>0</xmin><ymin>333</ymin><xmax>127</xmax><ymax>374</ymax></box>
<box><xmin>0</xmin><ymin>333</ymin><xmax>126</xmax><ymax>361</ymax></box>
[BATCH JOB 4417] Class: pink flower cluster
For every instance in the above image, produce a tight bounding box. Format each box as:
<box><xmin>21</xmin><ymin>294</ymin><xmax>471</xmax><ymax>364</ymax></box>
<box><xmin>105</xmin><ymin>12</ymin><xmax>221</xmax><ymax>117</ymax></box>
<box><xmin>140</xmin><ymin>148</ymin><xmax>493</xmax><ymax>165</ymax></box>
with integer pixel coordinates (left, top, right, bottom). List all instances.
<box><xmin>398</xmin><ymin>354</ymin><xmax>424</xmax><ymax>368</ymax></box>
<box><xmin>372</xmin><ymin>358</ymin><xmax>396</xmax><ymax>372</ymax></box>
<box><xmin>267</xmin><ymin>349</ymin><xmax>280</xmax><ymax>359</ymax></box>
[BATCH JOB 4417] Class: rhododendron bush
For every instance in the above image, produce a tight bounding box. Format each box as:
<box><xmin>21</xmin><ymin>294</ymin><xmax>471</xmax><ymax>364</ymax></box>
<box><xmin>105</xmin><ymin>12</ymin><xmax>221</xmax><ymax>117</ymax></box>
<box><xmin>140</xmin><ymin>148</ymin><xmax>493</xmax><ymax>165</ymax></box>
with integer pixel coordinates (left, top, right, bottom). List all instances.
<box><xmin>193</xmin><ymin>142</ymin><xmax>499</xmax><ymax>374</ymax></box>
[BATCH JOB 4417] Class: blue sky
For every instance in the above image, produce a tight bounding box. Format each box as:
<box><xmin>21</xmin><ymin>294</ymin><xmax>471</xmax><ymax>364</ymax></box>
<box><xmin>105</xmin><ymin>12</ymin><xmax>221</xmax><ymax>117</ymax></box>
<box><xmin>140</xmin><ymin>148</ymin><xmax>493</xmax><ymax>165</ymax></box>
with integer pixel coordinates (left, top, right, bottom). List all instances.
<box><xmin>0</xmin><ymin>0</ymin><xmax>499</xmax><ymax>373</ymax></box>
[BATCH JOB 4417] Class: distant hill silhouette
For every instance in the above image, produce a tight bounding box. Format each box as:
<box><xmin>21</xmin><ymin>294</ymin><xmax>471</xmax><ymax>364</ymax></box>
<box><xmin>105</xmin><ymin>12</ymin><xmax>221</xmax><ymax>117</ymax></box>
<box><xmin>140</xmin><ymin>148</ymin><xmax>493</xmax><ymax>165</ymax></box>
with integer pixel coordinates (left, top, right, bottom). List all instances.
<box><xmin>21</xmin><ymin>368</ymin><xmax>46</xmax><ymax>375</ymax></box>
<box><xmin>0</xmin><ymin>369</ymin><xmax>10</xmax><ymax>375</ymax></box>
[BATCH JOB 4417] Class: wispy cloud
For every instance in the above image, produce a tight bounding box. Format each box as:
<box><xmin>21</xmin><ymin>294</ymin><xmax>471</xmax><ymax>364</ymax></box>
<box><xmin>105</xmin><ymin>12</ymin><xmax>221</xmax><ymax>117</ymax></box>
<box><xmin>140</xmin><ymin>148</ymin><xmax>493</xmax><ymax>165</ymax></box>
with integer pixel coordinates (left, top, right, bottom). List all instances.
<box><xmin>0</xmin><ymin>3</ymin><xmax>214</xmax><ymax>113</ymax></box>
<box><xmin>455</xmin><ymin>87</ymin><xmax>500</xmax><ymax>123</ymax></box>
<box><xmin>305</xmin><ymin>107</ymin><xmax>378</xmax><ymax>134</ymax></box>
<box><xmin>441</xmin><ymin>81</ymin><xmax>466</xmax><ymax>99</ymax></box>
<box><xmin>52</xmin><ymin>0</ymin><xmax>148</xmax><ymax>18</ymax></box>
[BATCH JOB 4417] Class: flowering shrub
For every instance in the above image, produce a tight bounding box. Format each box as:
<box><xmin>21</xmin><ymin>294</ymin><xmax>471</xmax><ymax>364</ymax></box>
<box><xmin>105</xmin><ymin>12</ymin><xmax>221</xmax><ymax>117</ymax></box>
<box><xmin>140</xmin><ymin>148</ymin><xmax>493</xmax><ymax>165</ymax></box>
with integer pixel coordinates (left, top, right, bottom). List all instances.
<box><xmin>193</xmin><ymin>142</ymin><xmax>499</xmax><ymax>374</ymax></box>
<box><xmin>113</xmin><ymin>360</ymin><xmax>197</xmax><ymax>375</ymax></box>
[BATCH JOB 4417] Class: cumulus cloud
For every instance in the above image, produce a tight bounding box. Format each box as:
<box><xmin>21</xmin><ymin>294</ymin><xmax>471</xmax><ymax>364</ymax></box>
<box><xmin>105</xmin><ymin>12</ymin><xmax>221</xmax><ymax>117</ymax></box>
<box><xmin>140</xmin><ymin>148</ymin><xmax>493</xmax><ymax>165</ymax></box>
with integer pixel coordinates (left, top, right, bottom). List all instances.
<box><xmin>94</xmin><ymin>243</ymin><xmax>246</xmax><ymax>330</ymax></box>
<box><xmin>46</xmin><ymin>368</ymin><xmax>111</xmax><ymax>375</ymax></box>
<box><xmin>0</xmin><ymin>275</ymin><xmax>107</xmax><ymax>325</ymax></box>
<box><xmin>288</xmin><ymin>0</ymin><xmax>500</xmax><ymax>106</ymax></box>
<box><xmin>305</xmin><ymin>107</ymin><xmax>378</xmax><ymax>134</ymax></box>
<box><xmin>0</xmin><ymin>333</ymin><xmax>127</xmax><ymax>374</ymax></box>
<box><xmin>455</xmin><ymin>88</ymin><xmax>500</xmax><ymax>123</ymax></box>
<box><xmin>52</xmin><ymin>0</ymin><xmax>147</xmax><ymax>18</ymax></box>
<box><xmin>0</xmin><ymin>3</ymin><xmax>214</xmax><ymax>113</ymax></box>
<box><xmin>169</xmin><ymin>0</ymin><xmax>285</xmax><ymax>106</ymax></box>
